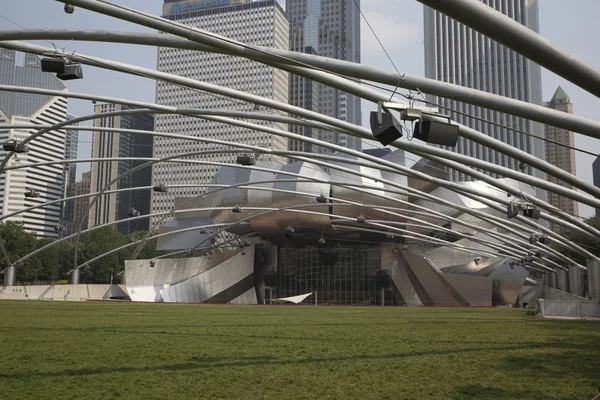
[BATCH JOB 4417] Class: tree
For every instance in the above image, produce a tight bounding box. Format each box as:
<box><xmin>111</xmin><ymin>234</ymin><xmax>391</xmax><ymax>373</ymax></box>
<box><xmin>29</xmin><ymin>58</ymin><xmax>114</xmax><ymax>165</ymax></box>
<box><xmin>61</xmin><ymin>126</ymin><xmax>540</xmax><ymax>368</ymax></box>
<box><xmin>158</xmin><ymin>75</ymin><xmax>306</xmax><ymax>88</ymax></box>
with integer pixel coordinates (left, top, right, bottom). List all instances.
<box><xmin>554</xmin><ymin>216</ymin><xmax>600</xmax><ymax>266</ymax></box>
<box><xmin>125</xmin><ymin>230</ymin><xmax>166</xmax><ymax>260</ymax></box>
<box><xmin>0</xmin><ymin>222</ymin><xmax>37</xmax><ymax>283</ymax></box>
<box><xmin>79</xmin><ymin>226</ymin><xmax>128</xmax><ymax>284</ymax></box>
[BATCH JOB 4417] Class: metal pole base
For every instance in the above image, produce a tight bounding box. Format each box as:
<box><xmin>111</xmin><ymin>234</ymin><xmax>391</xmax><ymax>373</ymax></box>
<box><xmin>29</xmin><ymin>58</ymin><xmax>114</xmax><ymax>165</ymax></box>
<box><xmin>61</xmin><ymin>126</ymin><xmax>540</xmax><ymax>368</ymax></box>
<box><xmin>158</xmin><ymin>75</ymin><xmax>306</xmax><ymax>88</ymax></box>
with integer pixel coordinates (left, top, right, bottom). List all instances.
<box><xmin>3</xmin><ymin>266</ymin><xmax>15</xmax><ymax>287</ymax></box>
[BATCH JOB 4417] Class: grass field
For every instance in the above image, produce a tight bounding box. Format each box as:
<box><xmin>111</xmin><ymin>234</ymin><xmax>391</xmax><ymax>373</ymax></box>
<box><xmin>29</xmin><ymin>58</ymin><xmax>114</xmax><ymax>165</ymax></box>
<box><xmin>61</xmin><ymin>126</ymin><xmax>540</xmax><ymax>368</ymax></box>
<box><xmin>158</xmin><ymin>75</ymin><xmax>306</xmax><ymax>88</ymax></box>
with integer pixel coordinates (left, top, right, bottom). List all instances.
<box><xmin>0</xmin><ymin>302</ymin><xmax>599</xmax><ymax>400</ymax></box>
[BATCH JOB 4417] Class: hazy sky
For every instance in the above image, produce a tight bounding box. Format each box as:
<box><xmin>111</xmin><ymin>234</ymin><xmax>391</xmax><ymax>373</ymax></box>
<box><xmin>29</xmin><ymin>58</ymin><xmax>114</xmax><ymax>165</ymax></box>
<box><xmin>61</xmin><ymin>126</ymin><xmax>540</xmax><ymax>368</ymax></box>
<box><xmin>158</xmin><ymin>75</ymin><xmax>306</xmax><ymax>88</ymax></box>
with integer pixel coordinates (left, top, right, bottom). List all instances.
<box><xmin>1</xmin><ymin>0</ymin><xmax>599</xmax><ymax>217</ymax></box>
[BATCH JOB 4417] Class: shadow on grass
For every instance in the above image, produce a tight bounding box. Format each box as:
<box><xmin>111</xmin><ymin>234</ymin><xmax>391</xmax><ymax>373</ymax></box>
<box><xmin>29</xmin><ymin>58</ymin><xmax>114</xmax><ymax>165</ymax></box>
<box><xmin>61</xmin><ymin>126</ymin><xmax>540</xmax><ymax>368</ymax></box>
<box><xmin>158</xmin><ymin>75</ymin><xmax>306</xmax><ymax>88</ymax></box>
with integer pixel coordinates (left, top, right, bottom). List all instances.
<box><xmin>0</xmin><ymin>341</ymin><xmax>589</xmax><ymax>381</ymax></box>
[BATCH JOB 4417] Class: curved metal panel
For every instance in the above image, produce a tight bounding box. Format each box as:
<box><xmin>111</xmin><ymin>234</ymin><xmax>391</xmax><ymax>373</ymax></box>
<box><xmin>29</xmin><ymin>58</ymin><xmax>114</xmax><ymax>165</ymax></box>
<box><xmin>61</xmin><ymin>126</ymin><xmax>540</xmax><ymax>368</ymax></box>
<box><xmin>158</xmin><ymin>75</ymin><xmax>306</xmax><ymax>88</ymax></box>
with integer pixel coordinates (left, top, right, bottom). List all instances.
<box><xmin>329</xmin><ymin>153</ymin><xmax>405</xmax><ymax>224</ymax></box>
<box><xmin>272</xmin><ymin>162</ymin><xmax>331</xmax><ymax>233</ymax></box>
<box><xmin>208</xmin><ymin>162</ymin><xmax>278</xmax><ymax>235</ymax></box>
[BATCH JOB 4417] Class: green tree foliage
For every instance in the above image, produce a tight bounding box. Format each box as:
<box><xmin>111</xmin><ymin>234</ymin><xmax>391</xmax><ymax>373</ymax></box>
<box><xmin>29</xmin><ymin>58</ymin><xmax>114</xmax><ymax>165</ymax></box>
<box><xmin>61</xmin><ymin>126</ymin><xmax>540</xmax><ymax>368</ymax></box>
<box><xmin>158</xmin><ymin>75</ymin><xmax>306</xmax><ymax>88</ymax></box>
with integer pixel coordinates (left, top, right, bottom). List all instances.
<box><xmin>0</xmin><ymin>222</ymin><xmax>165</xmax><ymax>284</ymax></box>
<box><xmin>554</xmin><ymin>216</ymin><xmax>600</xmax><ymax>265</ymax></box>
<box><xmin>79</xmin><ymin>226</ymin><xmax>129</xmax><ymax>284</ymax></box>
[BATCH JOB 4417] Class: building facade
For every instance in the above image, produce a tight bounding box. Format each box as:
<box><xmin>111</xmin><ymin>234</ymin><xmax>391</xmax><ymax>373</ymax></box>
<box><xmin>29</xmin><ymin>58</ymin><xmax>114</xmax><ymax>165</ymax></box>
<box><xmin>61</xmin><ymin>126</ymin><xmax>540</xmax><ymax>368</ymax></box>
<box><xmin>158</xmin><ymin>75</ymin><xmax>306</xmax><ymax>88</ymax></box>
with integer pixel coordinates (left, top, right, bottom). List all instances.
<box><xmin>89</xmin><ymin>104</ymin><xmax>154</xmax><ymax>235</ymax></box>
<box><xmin>152</xmin><ymin>0</ymin><xmax>289</xmax><ymax>226</ymax></box>
<box><xmin>62</xmin><ymin>114</ymin><xmax>79</xmax><ymax>234</ymax></box>
<box><xmin>423</xmin><ymin>0</ymin><xmax>545</xmax><ymax>195</ymax></box>
<box><xmin>70</xmin><ymin>171</ymin><xmax>91</xmax><ymax>234</ymax></box>
<box><xmin>286</xmin><ymin>0</ymin><xmax>361</xmax><ymax>153</ymax></box>
<box><xmin>544</xmin><ymin>86</ymin><xmax>578</xmax><ymax>231</ymax></box>
<box><xmin>0</xmin><ymin>50</ymin><xmax>68</xmax><ymax>238</ymax></box>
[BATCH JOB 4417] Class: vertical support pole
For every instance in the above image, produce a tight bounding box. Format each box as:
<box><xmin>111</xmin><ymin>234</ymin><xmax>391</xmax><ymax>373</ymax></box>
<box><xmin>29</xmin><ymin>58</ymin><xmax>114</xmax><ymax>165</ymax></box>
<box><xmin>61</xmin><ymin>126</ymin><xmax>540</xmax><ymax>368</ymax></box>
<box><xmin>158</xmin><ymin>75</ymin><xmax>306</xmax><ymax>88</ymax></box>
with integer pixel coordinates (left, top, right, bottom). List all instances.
<box><xmin>380</xmin><ymin>288</ymin><xmax>385</xmax><ymax>306</ymax></box>
<box><xmin>537</xmin><ymin>298</ymin><xmax>545</xmax><ymax>317</ymax></box>
<box><xmin>71</xmin><ymin>268</ymin><xmax>80</xmax><ymax>285</ymax></box>
<box><xmin>556</xmin><ymin>269</ymin><xmax>568</xmax><ymax>292</ymax></box>
<box><xmin>0</xmin><ymin>235</ymin><xmax>15</xmax><ymax>286</ymax></box>
<box><xmin>547</xmin><ymin>272</ymin><xmax>556</xmax><ymax>289</ymax></box>
<box><xmin>568</xmin><ymin>265</ymin><xmax>583</xmax><ymax>297</ymax></box>
<box><xmin>587</xmin><ymin>259</ymin><xmax>600</xmax><ymax>301</ymax></box>
<box><xmin>542</xmin><ymin>274</ymin><xmax>548</xmax><ymax>287</ymax></box>
<box><xmin>3</xmin><ymin>266</ymin><xmax>15</xmax><ymax>287</ymax></box>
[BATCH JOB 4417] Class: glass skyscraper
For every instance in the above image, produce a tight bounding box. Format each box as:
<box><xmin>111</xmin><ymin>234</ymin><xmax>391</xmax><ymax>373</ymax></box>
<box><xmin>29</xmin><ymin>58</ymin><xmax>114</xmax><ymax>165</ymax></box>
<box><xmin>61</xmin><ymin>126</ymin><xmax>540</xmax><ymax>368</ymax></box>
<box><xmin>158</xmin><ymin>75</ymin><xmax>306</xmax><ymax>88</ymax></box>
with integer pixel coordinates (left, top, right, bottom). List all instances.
<box><xmin>286</xmin><ymin>0</ymin><xmax>362</xmax><ymax>153</ymax></box>
<box><xmin>423</xmin><ymin>0</ymin><xmax>545</xmax><ymax>197</ymax></box>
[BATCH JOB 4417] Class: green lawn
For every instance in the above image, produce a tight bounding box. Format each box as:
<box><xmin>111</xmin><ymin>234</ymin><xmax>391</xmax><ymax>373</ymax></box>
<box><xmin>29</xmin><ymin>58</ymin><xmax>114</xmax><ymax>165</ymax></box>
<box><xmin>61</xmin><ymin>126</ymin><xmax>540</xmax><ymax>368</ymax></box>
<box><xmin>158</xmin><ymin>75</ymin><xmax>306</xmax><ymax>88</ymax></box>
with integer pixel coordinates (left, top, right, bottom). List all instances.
<box><xmin>0</xmin><ymin>302</ymin><xmax>598</xmax><ymax>399</ymax></box>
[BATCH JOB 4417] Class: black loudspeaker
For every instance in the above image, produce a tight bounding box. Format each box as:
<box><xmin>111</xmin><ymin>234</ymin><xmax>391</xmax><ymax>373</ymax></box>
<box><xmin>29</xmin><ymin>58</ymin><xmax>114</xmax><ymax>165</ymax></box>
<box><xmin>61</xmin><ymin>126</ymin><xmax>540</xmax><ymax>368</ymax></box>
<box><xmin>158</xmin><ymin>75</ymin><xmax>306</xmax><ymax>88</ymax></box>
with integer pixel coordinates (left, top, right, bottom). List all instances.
<box><xmin>522</xmin><ymin>208</ymin><xmax>541</xmax><ymax>220</ymax></box>
<box><xmin>57</xmin><ymin>64</ymin><xmax>83</xmax><ymax>81</ymax></box>
<box><xmin>370</xmin><ymin>111</ymin><xmax>403</xmax><ymax>145</ymax></box>
<box><xmin>376</xmin><ymin>269</ymin><xmax>391</xmax><ymax>289</ymax></box>
<box><xmin>413</xmin><ymin>120</ymin><xmax>459</xmax><ymax>147</ymax></box>
<box><xmin>41</xmin><ymin>57</ymin><xmax>67</xmax><ymax>73</ymax></box>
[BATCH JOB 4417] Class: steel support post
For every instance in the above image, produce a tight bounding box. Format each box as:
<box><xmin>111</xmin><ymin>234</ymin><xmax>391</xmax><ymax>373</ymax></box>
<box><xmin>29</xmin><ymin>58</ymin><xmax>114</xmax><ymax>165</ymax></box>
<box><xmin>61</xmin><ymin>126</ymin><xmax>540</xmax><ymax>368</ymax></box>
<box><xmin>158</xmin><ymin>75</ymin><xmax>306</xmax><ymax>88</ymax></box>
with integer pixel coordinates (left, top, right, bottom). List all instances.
<box><xmin>547</xmin><ymin>272</ymin><xmax>557</xmax><ymax>289</ymax></box>
<box><xmin>3</xmin><ymin>266</ymin><xmax>15</xmax><ymax>287</ymax></box>
<box><xmin>587</xmin><ymin>259</ymin><xmax>600</xmax><ymax>301</ymax></box>
<box><xmin>71</xmin><ymin>268</ymin><xmax>80</xmax><ymax>285</ymax></box>
<box><xmin>556</xmin><ymin>269</ymin><xmax>568</xmax><ymax>292</ymax></box>
<box><xmin>568</xmin><ymin>265</ymin><xmax>584</xmax><ymax>297</ymax></box>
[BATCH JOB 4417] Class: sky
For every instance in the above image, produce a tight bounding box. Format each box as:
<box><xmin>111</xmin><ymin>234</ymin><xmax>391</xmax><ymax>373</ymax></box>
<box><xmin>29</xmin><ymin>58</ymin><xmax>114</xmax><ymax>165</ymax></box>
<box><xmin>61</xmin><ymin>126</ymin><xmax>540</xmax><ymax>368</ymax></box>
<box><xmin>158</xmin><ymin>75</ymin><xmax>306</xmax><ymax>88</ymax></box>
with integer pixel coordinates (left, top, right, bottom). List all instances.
<box><xmin>1</xmin><ymin>0</ymin><xmax>599</xmax><ymax>217</ymax></box>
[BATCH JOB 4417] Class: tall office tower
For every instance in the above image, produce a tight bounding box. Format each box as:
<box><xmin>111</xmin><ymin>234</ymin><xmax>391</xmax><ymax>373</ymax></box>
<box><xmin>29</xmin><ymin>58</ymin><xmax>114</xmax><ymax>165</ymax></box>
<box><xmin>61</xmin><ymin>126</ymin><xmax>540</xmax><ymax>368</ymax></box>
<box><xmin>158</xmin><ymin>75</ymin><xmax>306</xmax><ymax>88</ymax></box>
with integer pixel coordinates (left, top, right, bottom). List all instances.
<box><xmin>423</xmin><ymin>1</ymin><xmax>545</xmax><ymax>193</ymax></box>
<box><xmin>0</xmin><ymin>50</ymin><xmax>68</xmax><ymax>238</ymax></box>
<box><xmin>62</xmin><ymin>114</ymin><xmax>79</xmax><ymax>235</ymax></box>
<box><xmin>152</xmin><ymin>0</ymin><xmax>289</xmax><ymax>225</ymax></box>
<box><xmin>544</xmin><ymin>87</ymin><xmax>578</xmax><ymax>232</ymax></box>
<box><xmin>286</xmin><ymin>0</ymin><xmax>361</xmax><ymax>153</ymax></box>
<box><xmin>89</xmin><ymin>104</ymin><xmax>154</xmax><ymax>235</ymax></box>
<box><xmin>72</xmin><ymin>171</ymin><xmax>91</xmax><ymax>233</ymax></box>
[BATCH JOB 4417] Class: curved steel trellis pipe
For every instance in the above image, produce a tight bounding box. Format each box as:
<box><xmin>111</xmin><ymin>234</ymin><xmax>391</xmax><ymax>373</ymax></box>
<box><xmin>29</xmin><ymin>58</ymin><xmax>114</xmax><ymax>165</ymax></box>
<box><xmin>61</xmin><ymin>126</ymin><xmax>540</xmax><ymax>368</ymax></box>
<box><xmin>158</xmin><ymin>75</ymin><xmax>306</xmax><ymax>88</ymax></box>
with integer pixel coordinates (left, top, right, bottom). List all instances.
<box><xmin>0</xmin><ymin>72</ymin><xmax>597</xmax><ymax>226</ymax></box>
<box><xmin>4</xmin><ymin>144</ymin><xmax>591</xmax><ymax>264</ymax></box>
<box><xmin>76</xmin><ymin>205</ymin><xmax>527</xmax><ymax>275</ymax></box>
<box><xmin>41</xmin><ymin>2</ymin><xmax>600</xmax><ymax>143</ymax></box>
<box><xmin>2</xmin><ymin>115</ymin><xmax>596</xmax><ymax>262</ymax></box>
<box><xmin>4</xmin><ymin>159</ymin><xmax>584</xmax><ymax>267</ymax></box>
<box><xmin>1</xmin><ymin>39</ymin><xmax>598</xmax><ymax>200</ymax></box>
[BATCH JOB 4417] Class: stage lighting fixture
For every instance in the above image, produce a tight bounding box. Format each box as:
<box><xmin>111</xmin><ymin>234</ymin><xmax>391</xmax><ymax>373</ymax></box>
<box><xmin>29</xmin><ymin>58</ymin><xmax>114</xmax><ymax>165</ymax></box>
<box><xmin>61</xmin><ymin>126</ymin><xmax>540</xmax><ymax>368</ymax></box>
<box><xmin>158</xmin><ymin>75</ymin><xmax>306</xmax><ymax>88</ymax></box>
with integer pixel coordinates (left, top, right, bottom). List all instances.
<box><xmin>2</xmin><ymin>140</ymin><xmax>28</xmax><ymax>153</ymax></box>
<box><xmin>357</xmin><ymin>215</ymin><xmax>366</xmax><ymax>223</ymax></box>
<box><xmin>318</xmin><ymin>237</ymin><xmax>326</xmax><ymax>245</ymax></box>
<box><xmin>153</xmin><ymin>183</ymin><xmax>168</xmax><ymax>193</ymax></box>
<box><xmin>286</xmin><ymin>225</ymin><xmax>295</xmax><ymax>234</ymax></box>
<box><xmin>506</xmin><ymin>203</ymin><xmax>519</xmax><ymax>219</ymax></box>
<box><xmin>24</xmin><ymin>188</ymin><xmax>40</xmax><ymax>198</ymax></box>
<box><xmin>149</xmin><ymin>260</ymin><xmax>156</xmax><ymax>268</ymax></box>
<box><xmin>236</xmin><ymin>154</ymin><xmax>256</xmax><ymax>166</ymax></box>
<box><xmin>64</xmin><ymin>3</ymin><xmax>75</xmax><ymax>14</ymax></box>
<box><xmin>474</xmin><ymin>257</ymin><xmax>481</xmax><ymax>265</ymax></box>
<box><xmin>128</xmin><ymin>207</ymin><xmax>140</xmax><ymax>217</ymax></box>
<box><xmin>522</xmin><ymin>208</ymin><xmax>541</xmax><ymax>220</ymax></box>
<box><xmin>232</xmin><ymin>206</ymin><xmax>242</xmax><ymax>213</ymax></box>
<box><xmin>41</xmin><ymin>56</ymin><xmax>83</xmax><ymax>81</ymax></box>
<box><xmin>316</xmin><ymin>194</ymin><xmax>327</xmax><ymax>203</ymax></box>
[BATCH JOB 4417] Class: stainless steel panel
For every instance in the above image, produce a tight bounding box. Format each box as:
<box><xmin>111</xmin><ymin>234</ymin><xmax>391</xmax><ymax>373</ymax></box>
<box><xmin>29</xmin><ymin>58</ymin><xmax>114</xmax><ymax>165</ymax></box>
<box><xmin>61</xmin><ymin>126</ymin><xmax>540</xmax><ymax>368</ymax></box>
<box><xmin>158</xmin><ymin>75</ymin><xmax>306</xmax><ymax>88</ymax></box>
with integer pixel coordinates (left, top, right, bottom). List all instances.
<box><xmin>272</xmin><ymin>161</ymin><xmax>331</xmax><ymax>233</ymax></box>
<box><xmin>329</xmin><ymin>154</ymin><xmax>405</xmax><ymax>223</ymax></box>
